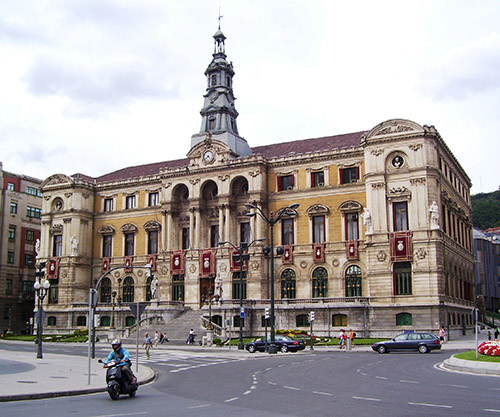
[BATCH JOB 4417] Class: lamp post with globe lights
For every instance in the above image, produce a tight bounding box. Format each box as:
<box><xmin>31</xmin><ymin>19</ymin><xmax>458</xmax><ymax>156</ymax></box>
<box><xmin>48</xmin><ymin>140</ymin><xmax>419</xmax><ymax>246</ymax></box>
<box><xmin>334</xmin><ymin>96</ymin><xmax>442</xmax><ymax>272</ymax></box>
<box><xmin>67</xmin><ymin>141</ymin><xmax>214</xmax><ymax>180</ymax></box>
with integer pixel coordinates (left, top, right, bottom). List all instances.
<box><xmin>218</xmin><ymin>237</ymin><xmax>266</xmax><ymax>350</ymax></box>
<box><xmin>33</xmin><ymin>262</ymin><xmax>50</xmax><ymax>359</ymax></box>
<box><xmin>244</xmin><ymin>202</ymin><xmax>299</xmax><ymax>354</ymax></box>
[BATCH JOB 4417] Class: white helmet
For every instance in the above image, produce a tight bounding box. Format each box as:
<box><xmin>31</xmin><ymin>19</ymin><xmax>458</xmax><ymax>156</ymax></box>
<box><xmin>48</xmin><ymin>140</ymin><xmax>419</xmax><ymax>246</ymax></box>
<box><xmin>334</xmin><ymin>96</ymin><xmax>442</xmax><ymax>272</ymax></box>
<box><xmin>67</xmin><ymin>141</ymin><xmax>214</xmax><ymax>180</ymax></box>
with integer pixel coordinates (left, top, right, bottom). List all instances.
<box><xmin>111</xmin><ymin>338</ymin><xmax>121</xmax><ymax>352</ymax></box>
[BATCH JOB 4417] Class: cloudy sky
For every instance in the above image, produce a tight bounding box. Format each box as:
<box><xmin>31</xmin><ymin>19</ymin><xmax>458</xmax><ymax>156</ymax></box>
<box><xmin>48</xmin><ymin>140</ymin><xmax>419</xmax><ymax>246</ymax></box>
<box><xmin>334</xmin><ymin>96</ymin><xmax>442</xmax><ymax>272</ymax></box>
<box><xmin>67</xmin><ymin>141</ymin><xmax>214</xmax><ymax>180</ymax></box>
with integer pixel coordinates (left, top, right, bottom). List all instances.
<box><xmin>1</xmin><ymin>0</ymin><xmax>499</xmax><ymax>194</ymax></box>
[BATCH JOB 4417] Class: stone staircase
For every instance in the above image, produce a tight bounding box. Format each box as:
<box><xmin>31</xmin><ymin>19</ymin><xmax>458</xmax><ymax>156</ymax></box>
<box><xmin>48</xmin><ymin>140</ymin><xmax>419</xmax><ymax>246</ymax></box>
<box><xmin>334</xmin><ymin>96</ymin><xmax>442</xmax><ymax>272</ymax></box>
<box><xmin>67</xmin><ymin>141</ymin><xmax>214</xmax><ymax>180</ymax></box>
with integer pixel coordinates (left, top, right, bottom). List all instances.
<box><xmin>125</xmin><ymin>309</ymin><xmax>209</xmax><ymax>345</ymax></box>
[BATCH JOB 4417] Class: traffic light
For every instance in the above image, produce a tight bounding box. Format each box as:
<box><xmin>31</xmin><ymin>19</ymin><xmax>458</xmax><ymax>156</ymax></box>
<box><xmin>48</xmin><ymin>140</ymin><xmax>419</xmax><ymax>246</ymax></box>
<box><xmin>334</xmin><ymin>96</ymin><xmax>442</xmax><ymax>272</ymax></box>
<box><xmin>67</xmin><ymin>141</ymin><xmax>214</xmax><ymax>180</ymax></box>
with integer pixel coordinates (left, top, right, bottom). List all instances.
<box><xmin>265</xmin><ymin>308</ymin><xmax>270</xmax><ymax>319</ymax></box>
<box><xmin>309</xmin><ymin>311</ymin><xmax>315</xmax><ymax>322</ymax></box>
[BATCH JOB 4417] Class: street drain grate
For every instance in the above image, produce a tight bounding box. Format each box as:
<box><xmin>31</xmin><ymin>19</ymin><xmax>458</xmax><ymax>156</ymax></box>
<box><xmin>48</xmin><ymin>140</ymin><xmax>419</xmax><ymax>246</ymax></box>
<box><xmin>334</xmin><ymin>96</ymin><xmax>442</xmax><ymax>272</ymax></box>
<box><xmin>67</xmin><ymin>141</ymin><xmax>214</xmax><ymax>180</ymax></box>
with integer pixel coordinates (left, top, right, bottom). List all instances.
<box><xmin>17</xmin><ymin>381</ymin><xmax>38</xmax><ymax>384</ymax></box>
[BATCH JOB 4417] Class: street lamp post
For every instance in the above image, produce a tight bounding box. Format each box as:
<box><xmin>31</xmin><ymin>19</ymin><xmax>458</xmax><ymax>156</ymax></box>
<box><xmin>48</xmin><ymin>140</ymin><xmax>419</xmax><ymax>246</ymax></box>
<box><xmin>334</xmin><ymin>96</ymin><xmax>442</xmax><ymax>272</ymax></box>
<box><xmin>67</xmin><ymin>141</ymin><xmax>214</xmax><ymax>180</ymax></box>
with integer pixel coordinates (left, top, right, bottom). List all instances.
<box><xmin>111</xmin><ymin>291</ymin><xmax>117</xmax><ymax>329</ymax></box>
<box><xmin>218</xmin><ymin>238</ymin><xmax>265</xmax><ymax>350</ymax></box>
<box><xmin>245</xmin><ymin>202</ymin><xmax>299</xmax><ymax>354</ymax></box>
<box><xmin>33</xmin><ymin>262</ymin><xmax>50</xmax><ymax>359</ymax></box>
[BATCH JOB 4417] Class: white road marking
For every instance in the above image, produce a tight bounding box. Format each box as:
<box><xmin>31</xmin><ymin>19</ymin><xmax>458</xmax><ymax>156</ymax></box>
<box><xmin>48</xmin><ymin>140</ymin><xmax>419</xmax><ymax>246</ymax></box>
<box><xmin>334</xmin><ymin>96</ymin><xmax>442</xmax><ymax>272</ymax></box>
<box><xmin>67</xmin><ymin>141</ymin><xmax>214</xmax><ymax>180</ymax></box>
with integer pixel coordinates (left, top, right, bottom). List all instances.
<box><xmin>313</xmin><ymin>391</ymin><xmax>333</xmax><ymax>396</ymax></box>
<box><xmin>268</xmin><ymin>381</ymin><xmax>277</xmax><ymax>385</ymax></box>
<box><xmin>485</xmin><ymin>409</ymin><xmax>500</xmax><ymax>413</ymax></box>
<box><xmin>225</xmin><ymin>397</ymin><xmax>238</xmax><ymax>403</ymax></box>
<box><xmin>375</xmin><ymin>376</ymin><xmax>388</xmax><ymax>380</ymax></box>
<box><xmin>187</xmin><ymin>404</ymin><xmax>211</xmax><ymax>409</ymax></box>
<box><xmin>283</xmin><ymin>386</ymin><xmax>301</xmax><ymax>391</ymax></box>
<box><xmin>399</xmin><ymin>380</ymin><xmax>419</xmax><ymax>384</ymax></box>
<box><xmin>408</xmin><ymin>402</ymin><xmax>452</xmax><ymax>409</ymax></box>
<box><xmin>243</xmin><ymin>390</ymin><xmax>252</xmax><ymax>395</ymax></box>
<box><xmin>440</xmin><ymin>383</ymin><xmax>467</xmax><ymax>388</ymax></box>
<box><xmin>353</xmin><ymin>396</ymin><xmax>381</xmax><ymax>402</ymax></box>
<box><xmin>93</xmin><ymin>413</ymin><xmax>147</xmax><ymax>417</ymax></box>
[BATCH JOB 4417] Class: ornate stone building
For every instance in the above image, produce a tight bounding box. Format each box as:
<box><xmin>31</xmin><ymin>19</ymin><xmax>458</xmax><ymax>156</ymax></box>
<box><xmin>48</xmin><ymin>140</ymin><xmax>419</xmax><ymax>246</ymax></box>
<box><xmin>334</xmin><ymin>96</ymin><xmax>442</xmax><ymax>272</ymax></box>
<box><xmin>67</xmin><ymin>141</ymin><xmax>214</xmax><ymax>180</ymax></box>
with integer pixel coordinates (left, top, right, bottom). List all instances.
<box><xmin>37</xmin><ymin>28</ymin><xmax>475</xmax><ymax>338</ymax></box>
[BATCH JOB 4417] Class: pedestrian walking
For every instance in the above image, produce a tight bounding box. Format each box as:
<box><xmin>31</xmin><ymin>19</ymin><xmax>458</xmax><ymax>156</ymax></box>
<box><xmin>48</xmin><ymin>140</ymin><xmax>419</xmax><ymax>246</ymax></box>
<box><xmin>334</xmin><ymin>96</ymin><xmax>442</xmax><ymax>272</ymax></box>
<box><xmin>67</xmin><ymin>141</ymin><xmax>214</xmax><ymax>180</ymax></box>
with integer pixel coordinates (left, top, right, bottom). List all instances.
<box><xmin>154</xmin><ymin>331</ymin><xmax>160</xmax><ymax>347</ymax></box>
<box><xmin>349</xmin><ymin>329</ymin><xmax>355</xmax><ymax>347</ymax></box>
<box><xmin>494</xmin><ymin>325</ymin><xmax>499</xmax><ymax>339</ymax></box>
<box><xmin>439</xmin><ymin>326</ymin><xmax>446</xmax><ymax>343</ymax></box>
<box><xmin>142</xmin><ymin>332</ymin><xmax>153</xmax><ymax>359</ymax></box>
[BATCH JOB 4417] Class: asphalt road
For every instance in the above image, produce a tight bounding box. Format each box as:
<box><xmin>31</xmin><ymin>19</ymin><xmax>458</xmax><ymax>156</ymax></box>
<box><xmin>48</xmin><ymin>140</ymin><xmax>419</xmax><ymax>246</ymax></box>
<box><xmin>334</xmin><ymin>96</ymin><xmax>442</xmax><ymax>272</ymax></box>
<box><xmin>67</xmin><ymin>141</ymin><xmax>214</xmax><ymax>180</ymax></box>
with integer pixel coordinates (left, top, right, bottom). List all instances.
<box><xmin>3</xmin><ymin>345</ymin><xmax>500</xmax><ymax>416</ymax></box>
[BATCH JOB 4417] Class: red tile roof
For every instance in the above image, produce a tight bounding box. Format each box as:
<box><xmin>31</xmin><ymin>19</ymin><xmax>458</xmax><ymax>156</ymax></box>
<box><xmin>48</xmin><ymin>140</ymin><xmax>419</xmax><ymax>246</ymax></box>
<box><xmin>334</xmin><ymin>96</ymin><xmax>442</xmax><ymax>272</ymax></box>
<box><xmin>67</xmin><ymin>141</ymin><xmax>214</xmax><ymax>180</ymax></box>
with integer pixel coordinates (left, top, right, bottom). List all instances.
<box><xmin>75</xmin><ymin>131</ymin><xmax>367</xmax><ymax>184</ymax></box>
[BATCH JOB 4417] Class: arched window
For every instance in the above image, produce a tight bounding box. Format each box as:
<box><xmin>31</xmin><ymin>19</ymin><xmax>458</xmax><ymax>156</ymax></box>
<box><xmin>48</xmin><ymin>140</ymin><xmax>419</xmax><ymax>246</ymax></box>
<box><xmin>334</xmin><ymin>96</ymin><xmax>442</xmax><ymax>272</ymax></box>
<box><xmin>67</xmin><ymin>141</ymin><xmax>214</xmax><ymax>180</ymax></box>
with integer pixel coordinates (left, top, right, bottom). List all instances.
<box><xmin>281</xmin><ymin>268</ymin><xmax>296</xmax><ymax>299</ymax></box>
<box><xmin>396</xmin><ymin>312</ymin><xmax>412</xmax><ymax>326</ymax></box>
<box><xmin>146</xmin><ymin>276</ymin><xmax>152</xmax><ymax>301</ymax></box>
<box><xmin>100</xmin><ymin>277</ymin><xmax>112</xmax><ymax>303</ymax></box>
<box><xmin>345</xmin><ymin>265</ymin><xmax>362</xmax><ymax>297</ymax></box>
<box><xmin>312</xmin><ymin>267</ymin><xmax>328</xmax><ymax>298</ymax></box>
<box><xmin>123</xmin><ymin>276</ymin><xmax>134</xmax><ymax>303</ymax></box>
<box><xmin>332</xmin><ymin>314</ymin><xmax>347</xmax><ymax>326</ymax></box>
<box><xmin>296</xmin><ymin>314</ymin><xmax>309</xmax><ymax>327</ymax></box>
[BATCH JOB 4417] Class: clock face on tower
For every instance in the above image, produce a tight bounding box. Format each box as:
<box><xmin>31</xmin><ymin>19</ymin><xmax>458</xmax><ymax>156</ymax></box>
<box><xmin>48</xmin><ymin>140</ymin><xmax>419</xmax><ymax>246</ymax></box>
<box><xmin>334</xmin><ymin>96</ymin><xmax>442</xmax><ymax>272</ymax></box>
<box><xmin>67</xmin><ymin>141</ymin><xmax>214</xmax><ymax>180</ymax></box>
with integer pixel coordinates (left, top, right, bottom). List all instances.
<box><xmin>203</xmin><ymin>150</ymin><xmax>214</xmax><ymax>164</ymax></box>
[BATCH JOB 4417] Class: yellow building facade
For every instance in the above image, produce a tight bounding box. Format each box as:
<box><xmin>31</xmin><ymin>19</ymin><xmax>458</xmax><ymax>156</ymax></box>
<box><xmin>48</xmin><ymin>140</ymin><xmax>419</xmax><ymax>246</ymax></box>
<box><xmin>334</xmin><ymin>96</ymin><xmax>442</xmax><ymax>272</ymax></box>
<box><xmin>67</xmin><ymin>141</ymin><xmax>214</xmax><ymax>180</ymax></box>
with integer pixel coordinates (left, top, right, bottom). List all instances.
<box><xmin>37</xmin><ymin>29</ymin><xmax>475</xmax><ymax>339</ymax></box>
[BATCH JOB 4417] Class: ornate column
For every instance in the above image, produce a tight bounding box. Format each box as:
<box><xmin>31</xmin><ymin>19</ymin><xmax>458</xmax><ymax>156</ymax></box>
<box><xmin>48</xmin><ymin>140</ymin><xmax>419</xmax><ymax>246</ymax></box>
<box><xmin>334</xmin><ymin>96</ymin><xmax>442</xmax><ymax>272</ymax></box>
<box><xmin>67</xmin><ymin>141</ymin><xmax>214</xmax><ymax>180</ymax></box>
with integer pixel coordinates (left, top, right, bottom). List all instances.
<box><xmin>224</xmin><ymin>205</ymin><xmax>231</xmax><ymax>242</ymax></box>
<box><xmin>166</xmin><ymin>210</ymin><xmax>173</xmax><ymax>251</ymax></box>
<box><xmin>218</xmin><ymin>204</ymin><xmax>225</xmax><ymax>243</ymax></box>
<box><xmin>195</xmin><ymin>209</ymin><xmax>202</xmax><ymax>248</ymax></box>
<box><xmin>189</xmin><ymin>208</ymin><xmax>195</xmax><ymax>249</ymax></box>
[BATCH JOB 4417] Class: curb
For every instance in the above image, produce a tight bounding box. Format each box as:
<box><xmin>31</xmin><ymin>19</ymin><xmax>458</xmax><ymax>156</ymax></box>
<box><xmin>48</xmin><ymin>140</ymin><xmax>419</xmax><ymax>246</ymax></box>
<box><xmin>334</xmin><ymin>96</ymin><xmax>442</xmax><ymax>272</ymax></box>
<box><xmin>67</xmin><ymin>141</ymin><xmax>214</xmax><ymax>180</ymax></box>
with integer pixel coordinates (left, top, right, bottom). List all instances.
<box><xmin>441</xmin><ymin>355</ymin><xmax>500</xmax><ymax>376</ymax></box>
<box><xmin>0</xmin><ymin>366</ymin><xmax>157</xmax><ymax>403</ymax></box>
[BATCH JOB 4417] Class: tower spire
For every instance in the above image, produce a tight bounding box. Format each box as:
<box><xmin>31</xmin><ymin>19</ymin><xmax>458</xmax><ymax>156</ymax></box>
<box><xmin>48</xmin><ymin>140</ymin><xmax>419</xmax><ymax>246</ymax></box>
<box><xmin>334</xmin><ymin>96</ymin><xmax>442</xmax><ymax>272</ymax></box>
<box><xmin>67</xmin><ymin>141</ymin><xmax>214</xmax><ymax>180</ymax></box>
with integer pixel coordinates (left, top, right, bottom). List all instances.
<box><xmin>190</xmin><ymin>23</ymin><xmax>251</xmax><ymax>157</ymax></box>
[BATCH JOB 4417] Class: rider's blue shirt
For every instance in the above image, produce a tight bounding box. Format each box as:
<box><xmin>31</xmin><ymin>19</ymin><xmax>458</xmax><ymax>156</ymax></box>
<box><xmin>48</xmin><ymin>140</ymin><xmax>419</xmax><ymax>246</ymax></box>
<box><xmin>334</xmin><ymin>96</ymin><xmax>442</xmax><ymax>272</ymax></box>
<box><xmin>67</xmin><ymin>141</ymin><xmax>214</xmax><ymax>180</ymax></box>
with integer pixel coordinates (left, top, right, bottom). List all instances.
<box><xmin>105</xmin><ymin>347</ymin><xmax>131</xmax><ymax>367</ymax></box>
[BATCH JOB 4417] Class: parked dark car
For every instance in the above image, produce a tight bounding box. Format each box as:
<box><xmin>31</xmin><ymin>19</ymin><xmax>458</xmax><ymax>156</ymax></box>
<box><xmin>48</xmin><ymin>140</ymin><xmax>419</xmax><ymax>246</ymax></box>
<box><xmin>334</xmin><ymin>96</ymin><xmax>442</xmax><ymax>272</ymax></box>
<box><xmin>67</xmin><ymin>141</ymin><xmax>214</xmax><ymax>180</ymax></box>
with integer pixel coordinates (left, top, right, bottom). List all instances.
<box><xmin>246</xmin><ymin>335</ymin><xmax>306</xmax><ymax>353</ymax></box>
<box><xmin>372</xmin><ymin>332</ymin><xmax>441</xmax><ymax>354</ymax></box>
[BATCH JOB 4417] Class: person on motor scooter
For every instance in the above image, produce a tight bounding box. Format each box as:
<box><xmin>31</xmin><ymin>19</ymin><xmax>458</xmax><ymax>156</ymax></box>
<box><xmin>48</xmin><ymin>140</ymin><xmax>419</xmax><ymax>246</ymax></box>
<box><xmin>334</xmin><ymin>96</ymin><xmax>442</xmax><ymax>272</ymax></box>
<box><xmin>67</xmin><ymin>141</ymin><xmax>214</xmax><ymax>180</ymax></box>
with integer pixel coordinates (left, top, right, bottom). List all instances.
<box><xmin>104</xmin><ymin>339</ymin><xmax>137</xmax><ymax>384</ymax></box>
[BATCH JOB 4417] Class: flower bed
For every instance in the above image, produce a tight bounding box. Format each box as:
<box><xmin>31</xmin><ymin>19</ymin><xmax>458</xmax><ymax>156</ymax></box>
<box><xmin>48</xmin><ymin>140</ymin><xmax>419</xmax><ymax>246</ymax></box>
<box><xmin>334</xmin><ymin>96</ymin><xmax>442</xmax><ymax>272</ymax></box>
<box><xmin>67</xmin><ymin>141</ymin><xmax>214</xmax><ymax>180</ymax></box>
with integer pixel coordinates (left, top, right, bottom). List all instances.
<box><xmin>478</xmin><ymin>340</ymin><xmax>500</xmax><ymax>356</ymax></box>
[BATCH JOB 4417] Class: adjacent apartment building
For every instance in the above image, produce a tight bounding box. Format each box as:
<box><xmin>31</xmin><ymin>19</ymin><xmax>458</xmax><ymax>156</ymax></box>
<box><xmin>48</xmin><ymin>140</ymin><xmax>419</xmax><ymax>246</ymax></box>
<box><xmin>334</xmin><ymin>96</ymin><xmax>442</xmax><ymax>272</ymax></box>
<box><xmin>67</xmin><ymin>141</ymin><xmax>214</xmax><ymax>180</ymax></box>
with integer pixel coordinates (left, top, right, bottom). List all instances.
<box><xmin>0</xmin><ymin>162</ymin><xmax>42</xmax><ymax>334</ymax></box>
<box><xmin>36</xmin><ymin>28</ymin><xmax>475</xmax><ymax>338</ymax></box>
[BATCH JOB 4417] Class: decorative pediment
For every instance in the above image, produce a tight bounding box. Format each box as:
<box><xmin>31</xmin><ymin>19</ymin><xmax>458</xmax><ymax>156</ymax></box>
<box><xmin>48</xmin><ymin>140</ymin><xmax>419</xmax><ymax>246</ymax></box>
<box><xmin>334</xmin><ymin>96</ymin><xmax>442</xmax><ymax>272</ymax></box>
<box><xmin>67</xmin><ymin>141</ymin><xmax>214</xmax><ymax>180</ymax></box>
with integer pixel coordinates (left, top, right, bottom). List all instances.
<box><xmin>363</xmin><ymin>119</ymin><xmax>424</xmax><ymax>142</ymax></box>
<box><xmin>387</xmin><ymin>186</ymin><xmax>411</xmax><ymax>202</ymax></box>
<box><xmin>120</xmin><ymin>223</ymin><xmax>138</xmax><ymax>233</ymax></box>
<box><xmin>144</xmin><ymin>221</ymin><xmax>161</xmax><ymax>231</ymax></box>
<box><xmin>50</xmin><ymin>224</ymin><xmax>63</xmax><ymax>234</ymax></box>
<box><xmin>186</xmin><ymin>136</ymin><xmax>234</xmax><ymax>164</ymax></box>
<box><xmin>338</xmin><ymin>201</ymin><xmax>363</xmax><ymax>212</ymax></box>
<box><xmin>41</xmin><ymin>174</ymin><xmax>73</xmax><ymax>188</ymax></box>
<box><xmin>98</xmin><ymin>225</ymin><xmax>116</xmax><ymax>235</ymax></box>
<box><xmin>307</xmin><ymin>204</ymin><xmax>330</xmax><ymax>216</ymax></box>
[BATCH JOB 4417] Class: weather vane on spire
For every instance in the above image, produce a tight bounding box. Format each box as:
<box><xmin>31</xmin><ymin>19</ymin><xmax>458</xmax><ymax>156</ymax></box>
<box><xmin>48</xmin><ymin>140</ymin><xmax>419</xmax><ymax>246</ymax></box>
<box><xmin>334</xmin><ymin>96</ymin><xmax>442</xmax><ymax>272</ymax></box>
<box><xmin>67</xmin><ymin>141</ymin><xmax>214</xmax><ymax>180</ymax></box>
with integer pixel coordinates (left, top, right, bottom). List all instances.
<box><xmin>218</xmin><ymin>7</ymin><xmax>223</xmax><ymax>30</ymax></box>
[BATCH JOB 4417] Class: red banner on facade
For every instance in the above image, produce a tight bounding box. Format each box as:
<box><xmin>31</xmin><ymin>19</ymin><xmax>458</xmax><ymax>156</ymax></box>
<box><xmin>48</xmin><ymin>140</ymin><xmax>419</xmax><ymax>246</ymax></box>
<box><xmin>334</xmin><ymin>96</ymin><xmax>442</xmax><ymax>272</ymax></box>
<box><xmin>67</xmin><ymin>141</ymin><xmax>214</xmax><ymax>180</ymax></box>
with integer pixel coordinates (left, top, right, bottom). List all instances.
<box><xmin>147</xmin><ymin>255</ymin><xmax>156</xmax><ymax>272</ymax></box>
<box><xmin>282</xmin><ymin>245</ymin><xmax>293</xmax><ymax>264</ymax></box>
<box><xmin>390</xmin><ymin>231</ymin><xmax>413</xmax><ymax>261</ymax></box>
<box><xmin>199</xmin><ymin>249</ymin><xmax>216</xmax><ymax>277</ymax></box>
<box><xmin>124</xmin><ymin>257</ymin><xmax>133</xmax><ymax>272</ymax></box>
<box><xmin>170</xmin><ymin>251</ymin><xmax>185</xmax><ymax>275</ymax></box>
<box><xmin>102</xmin><ymin>257</ymin><xmax>110</xmax><ymax>273</ymax></box>
<box><xmin>313</xmin><ymin>243</ymin><xmax>325</xmax><ymax>263</ymax></box>
<box><xmin>47</xmin><ymin>258</ymin><xmax>59</xmax><ymax>278</ymax></box>
<box><xmin>346</xmin><ymin>240</ymin><xmax>358</xmax><ymax>260</ymax></box>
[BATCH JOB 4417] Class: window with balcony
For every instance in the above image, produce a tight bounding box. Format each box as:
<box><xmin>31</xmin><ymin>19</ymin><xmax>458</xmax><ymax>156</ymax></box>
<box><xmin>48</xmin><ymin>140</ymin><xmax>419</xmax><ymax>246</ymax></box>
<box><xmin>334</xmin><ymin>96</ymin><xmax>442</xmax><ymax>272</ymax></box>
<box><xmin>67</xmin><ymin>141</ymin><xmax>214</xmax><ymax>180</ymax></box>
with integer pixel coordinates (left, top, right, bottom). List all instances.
<box><xmin>102</xmin><ymin>235</ymin><xmax>112</xmax><ymax>258</ymax></box>
<box><xmin>346</xmin><ymin>213</ymin><xmax>359</xmax><ymax>241</ymax></box>
<box><xmin>53</xmin><ymin>235</ymin><xmax>62</xmax><ymax>257</ymax></box>
<box><xmin>393</xmin><ymin>262</ymin><xmax>412</xmax><ymax>295</ymax></box>
<box><xmin>393</xmin><ymin>201</ymin><xmax>408</xmax><ymax>231</ymax></box>
<box><xmin>147</xmin><ymin>230</ymin><xmax>158</xmax><ymax>254</ymax></box>
<box><xmin>240</xmin><ymin>222</ymin><xmax>251</xmax><ymax>244</ymax></box>
<box><xmin>312</xmin><ymin>215</ymin><xmax>325</xmax><ymax>243</ymax></box>
<box><xmin>124</xmin><ymin>232</ymin><xmax>134</xmax><ymax>256</ymax></box>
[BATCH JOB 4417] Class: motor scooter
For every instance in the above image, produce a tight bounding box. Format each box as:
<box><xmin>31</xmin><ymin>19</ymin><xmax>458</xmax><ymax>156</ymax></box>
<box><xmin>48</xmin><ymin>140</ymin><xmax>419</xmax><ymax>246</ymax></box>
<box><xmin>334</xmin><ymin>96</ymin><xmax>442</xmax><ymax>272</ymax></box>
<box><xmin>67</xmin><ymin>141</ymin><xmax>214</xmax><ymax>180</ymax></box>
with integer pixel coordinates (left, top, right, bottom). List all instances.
<box><xmin>98</xmin><ymin>359</ymin><xmax>138</xmax><ymax>400</ymax></box>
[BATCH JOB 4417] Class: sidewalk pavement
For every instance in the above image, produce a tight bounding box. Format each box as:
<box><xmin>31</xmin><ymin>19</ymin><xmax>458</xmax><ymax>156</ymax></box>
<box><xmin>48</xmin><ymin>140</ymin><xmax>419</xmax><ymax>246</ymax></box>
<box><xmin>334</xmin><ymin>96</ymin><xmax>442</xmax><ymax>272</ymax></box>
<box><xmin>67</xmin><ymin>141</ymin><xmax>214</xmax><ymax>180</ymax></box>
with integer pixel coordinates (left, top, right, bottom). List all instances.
<box><xmin>0</xmin><ymin>333</ymin><xmax>497</xmax><ymax>402</ymax></box>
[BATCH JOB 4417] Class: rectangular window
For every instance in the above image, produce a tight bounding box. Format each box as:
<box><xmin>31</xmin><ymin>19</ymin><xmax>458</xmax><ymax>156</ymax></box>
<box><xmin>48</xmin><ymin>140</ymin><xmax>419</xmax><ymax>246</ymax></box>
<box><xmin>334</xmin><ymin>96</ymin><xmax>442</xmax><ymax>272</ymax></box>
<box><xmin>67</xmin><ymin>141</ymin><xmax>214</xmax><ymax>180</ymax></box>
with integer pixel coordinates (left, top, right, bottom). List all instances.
<box><xmin>10</xmin><ymin>202</ymin><xmax>17</xmax><ymax>214</ymax></box>
<box><xmin>124</xmin><ymin>232</ymin><xmax>134</xmax><ymax>256</ymax></box>
<box><xmin>147</xmin><ymin>230</ymin><xmax>158</xmax><ymax>254</ymax></box>
<box><xmin>27</xmin><ymin>206</ymin><xmax>42</xmax><ymax>218</ymax></box>
<box><xmin>104</xmin><ymin>198</ymin><xmax>113</xmax><ymax>212</ymax></box>
<box><xmin>172</xmin><ymin>275</ymin><xmax>184</xmax><ymax>301</ymax></box>
<box><xmin>232</xmin><ymin>271</ymin><xmax>247</xmax><ymax>300</ymax></box>
<box><xmin>346</xmin><ymin>213</ymin><xmax>359</xmax><ymax>240</ymax></box>
<box><xmin>277</xmin><ymin>174</ymin><xmax>294</xmax><ymax>191</ymax></box>
<box><xmin>6</xmin><ymin>279</ymin><xmax>13</xmax><ymax>294</ymax></box>
<box><xmin>102</xmin><ymin>235</ymin><xmax>112</xmax><ymax>258</ymax></box>
<box><xmin>282</xmin><ymin>218</ymin><xmax>294</xmax><ymax>245</ymax></box>
<box><xmin>340</xmin><ymin>167</ymin><xmax>359</xmax><ymax>184</ymax></box>
<box><xmin>182</xmin><ymin>227</ymin><xmax>190</xmax><ymax>249</ymax></box>
<box><xmin>210</xmin><ymin>225</ymin><xmax>219</xmax><ymax>248</ymax></box>
<box><xmin>7</xmin><ymin>182</ymin><xmax>15</xmax><ymax>191</ymax></box>
<box><xmin>311</xmin><ymin>171</ymin><xmax>325</xmax><ymax>188</ymax></box>
<box><xmin>24</xmin><ymin>253</ymin><xmax>34</xmax><ymax>266</ymax></box>
<box><xmin>22</xmin><ymin>280</ymin><xmax>33</xmax><ymax>292</ymax></box>
<box><xmin>8</xmin><ymin>226</ymin><xmax>16</xmax><ymax>241</ymax></box>
<box><xmin>7</xmin><ymin>251</ymin><xmax>14</xmax><ymax>264</ymax></box>
<box><xmin>26</xmin><ymin>186</ymin><xmax>37</xmax><ymax>196</ymax></box>
<box><xmin>394</xmin><ymin>262</ymin><xmax>412</xmax><ymax>295</ymax></box>
<box><xmin>125</xmin><ymin>195</ymin><xmax>136</xmax><ymax>209</ymax></box>
<box><xmin>312</xmin><ymin>215</ymin><xmax>325</xmax><ymax>243</ymax></box>
<box><xmin>240</xmin><ymin>222</ymin><xmax>251</xmax><ymax>243</ymax></box>
<box><xmin>148</xmin><ymin>192</ymin><xmax>159</xmax><ymax>207</ymax></box>
<box><xmin>49</xmin><ymin>286</ymin><xmax>59</xmax><ymax>304</ymax></box>
<box><xmin>53</xmin><ymin>235</ymin><xmax>62</xmax><ymax>257</ymax></box>
<box><xmin>26</xmin><ymin>229</ymin><xmax>35</xmax><ymax>242</ymax></box>
<box><xmin>393</xmin><ymin>201</ymin><xmax>408</xmax><ymax>231</ymax></box>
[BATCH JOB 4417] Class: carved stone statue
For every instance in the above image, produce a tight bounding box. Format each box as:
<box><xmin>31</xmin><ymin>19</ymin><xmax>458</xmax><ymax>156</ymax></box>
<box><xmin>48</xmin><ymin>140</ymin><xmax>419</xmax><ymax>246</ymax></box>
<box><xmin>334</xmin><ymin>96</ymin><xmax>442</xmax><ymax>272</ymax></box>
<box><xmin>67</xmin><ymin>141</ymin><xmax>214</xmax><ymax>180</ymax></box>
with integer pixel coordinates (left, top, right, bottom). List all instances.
<box><xmin>361</xmin><ymin>207</ymin><xmax>373</xmax><ymax>234</ymax></box>
<box><xmin>150</xmin><ymin>275</ymin><xmax>159</xmax><ymax>299</ymax></box>
<box><xmin>35</xmin><ymin>239</ymin><xmax>40</xmax><ymax>259</ymax></box>
<box><xmin>429</xmin><ymin>201</ymin><xmax>440</xmax><ymax>230</ymax></box>
<box><xmin>70</xmin><ymin>235</ymin><xmax>79</xmax><ymax>256</ymax></box>
<box><xmin>214</xmin><ymin>274</ymin><xmax>223</xmax><ymax>300</ymax></box>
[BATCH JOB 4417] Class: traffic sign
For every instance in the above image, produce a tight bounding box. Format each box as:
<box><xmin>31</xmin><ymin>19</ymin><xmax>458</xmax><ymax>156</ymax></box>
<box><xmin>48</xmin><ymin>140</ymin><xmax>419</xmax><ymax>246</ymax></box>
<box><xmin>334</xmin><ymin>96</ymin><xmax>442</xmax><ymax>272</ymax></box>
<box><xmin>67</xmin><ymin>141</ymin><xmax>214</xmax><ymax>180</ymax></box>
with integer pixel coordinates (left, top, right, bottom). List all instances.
<box><xmin>129</xmin><ymin>302</ymin><xmax>148</xmax><ymax>319</ymax></box>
